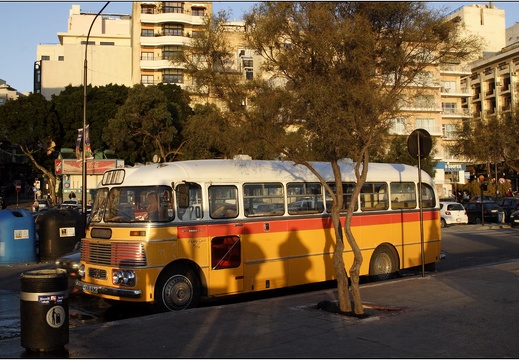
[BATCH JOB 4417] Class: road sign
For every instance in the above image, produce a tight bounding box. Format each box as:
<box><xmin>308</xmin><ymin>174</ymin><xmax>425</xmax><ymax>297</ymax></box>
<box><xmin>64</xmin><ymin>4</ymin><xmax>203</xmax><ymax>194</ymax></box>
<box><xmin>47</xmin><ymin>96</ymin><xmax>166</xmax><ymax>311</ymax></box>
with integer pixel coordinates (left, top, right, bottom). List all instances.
<box><xmin>15</xmin><ymin>181</ymin><xmax>21</xmax><ymax>193</ymax></box>
<box><xmin>407</xmin><ymin>129</ymin><xmax>432</xmax><ymax>160</ymax></box>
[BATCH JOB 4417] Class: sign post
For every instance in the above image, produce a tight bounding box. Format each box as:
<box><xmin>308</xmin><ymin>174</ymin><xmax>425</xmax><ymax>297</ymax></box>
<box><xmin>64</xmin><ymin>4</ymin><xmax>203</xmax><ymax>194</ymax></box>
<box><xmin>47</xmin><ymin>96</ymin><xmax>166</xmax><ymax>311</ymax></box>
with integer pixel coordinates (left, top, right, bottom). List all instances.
<box><xmin>407</xmin><ymin>129</ymin><xmax>432</xmax><ymax>277</ymax></box>
<box><xmin>15</xmin><ymin>180</ymin><xmax>21</xmax><ymax>207</ymax></box>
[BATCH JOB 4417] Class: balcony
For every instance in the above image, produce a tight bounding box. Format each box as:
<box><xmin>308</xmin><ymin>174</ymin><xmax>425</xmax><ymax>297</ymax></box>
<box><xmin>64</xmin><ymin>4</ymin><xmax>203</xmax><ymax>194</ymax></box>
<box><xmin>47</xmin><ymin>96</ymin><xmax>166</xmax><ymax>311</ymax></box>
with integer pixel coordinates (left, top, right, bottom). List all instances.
<box><xmin>439</xmin><ymin>64</ymin><xmax>471</xmax><ymax>75</ymax></box>
<box><xmin>141</xmin><ymin>12</ymin><xmax>204</xmax><ymax>26</ymax></box>
<box><xmin>441</xmin><ymin>108</ymin><xmax>471</xmax><ymax>118</ymax></box>
<box><xmin>140</xmin><ymin>35</ymin><xmax>190</xmax><ymax>47</ymax></box>
<box><xmin>441</xmin><ymin>87</ymin><xmax>471</xmax><ymax>97</ymax></box>
<box><xmin>140</xmin><ymin>59</ymin><xmax>186</xmax><ymax>70</ymax></box>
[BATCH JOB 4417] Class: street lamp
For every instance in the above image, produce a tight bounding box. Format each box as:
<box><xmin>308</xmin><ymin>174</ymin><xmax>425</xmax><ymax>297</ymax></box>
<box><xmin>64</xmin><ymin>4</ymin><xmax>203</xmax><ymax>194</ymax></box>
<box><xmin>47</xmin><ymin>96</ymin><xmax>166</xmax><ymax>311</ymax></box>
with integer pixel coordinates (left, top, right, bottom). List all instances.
<box><xmin>82</xmin><ymin>2</ymin><xmax>109</xmax><ymax>226</ymax></box>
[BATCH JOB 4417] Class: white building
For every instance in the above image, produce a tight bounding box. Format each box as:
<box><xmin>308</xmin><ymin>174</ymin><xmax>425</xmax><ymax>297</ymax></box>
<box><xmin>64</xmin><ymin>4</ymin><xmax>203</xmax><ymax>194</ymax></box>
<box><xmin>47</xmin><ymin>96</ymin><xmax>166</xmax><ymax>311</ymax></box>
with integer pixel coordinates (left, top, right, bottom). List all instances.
<box><xmin>36</xmin><ymin>5</ymin><xmax>133</xmax><ymax>99</ymax></box>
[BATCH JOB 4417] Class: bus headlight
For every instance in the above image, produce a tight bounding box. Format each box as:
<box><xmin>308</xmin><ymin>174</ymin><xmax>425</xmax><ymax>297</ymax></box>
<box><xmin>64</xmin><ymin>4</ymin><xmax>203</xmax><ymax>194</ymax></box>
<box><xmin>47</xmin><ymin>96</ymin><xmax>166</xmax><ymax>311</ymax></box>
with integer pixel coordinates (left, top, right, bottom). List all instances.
<box><xmin>78</xmin><ymin>264</ymin><xmax>85</xmax><ymax>278</ymax></box>
<box><xmin>112</xmin><ymin>269</ymin><xmax>136</xmax><ymax>286</ymax></box>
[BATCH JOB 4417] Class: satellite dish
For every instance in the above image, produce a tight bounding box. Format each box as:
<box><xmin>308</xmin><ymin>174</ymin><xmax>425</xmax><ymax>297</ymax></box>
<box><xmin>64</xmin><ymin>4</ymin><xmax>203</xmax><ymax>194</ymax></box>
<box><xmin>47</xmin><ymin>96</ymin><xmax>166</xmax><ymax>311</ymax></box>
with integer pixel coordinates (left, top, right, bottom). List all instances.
<box><xmin>407</xmin><ymin>129</ymin><xmax>432</xmax><ymax>160</ymax></box>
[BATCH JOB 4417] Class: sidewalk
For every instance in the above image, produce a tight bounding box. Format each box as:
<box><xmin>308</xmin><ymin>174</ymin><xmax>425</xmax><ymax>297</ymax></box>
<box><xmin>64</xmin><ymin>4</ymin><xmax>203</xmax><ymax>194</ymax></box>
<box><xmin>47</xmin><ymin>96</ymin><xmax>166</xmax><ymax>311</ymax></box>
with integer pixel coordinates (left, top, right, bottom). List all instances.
<box><xmin>1</xmin><ymin>259</ymin><xmax>519</xmax><ymax>358</ymax></box>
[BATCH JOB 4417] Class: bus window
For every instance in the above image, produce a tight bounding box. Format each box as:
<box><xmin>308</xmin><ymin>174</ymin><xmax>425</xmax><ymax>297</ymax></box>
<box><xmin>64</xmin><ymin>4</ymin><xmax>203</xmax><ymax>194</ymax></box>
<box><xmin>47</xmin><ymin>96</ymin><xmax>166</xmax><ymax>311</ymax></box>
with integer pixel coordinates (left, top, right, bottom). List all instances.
<box><xmin>360</xmin><ymin>182</ymin><xmax>388</xmax><ymax>211</ymax></box>
<box><xmin>104</xmin><ymin>186</ymin><xmax>173</xmax><ymax>222</ymax></box>
<box><xmin>209</xmin><ymin>185</ymin><xmax>238</xmax><ymax>219</ymax></box>
<box><xmin>90</xmin><ymin>188</ymin><xmax>108</xmax><ymax>223</ymax></box>
<box><xmin>177</xmin><ymin>183</ymin><xmax>203</xmax><ymax>220</ymax></box>
<box><xmin>243</xmin><ymin>183</ymin><xmax>284</xmax><ymax>217</ymax></box>
<box><xmin>287</xmin><ymin>182</ymin><xmax>324</xmax><ymax>214</ymax></box>
<box><xmin>211</xmin><ymin>236</ymin><xmax>241</xmax><ymax>269</ymax></box>
<box><xmin>325</xmin><ymin>182</ymin><xmax>357</xmax><ymax>213</ymax></box>
<box><xmin>390</xmin><ymin>182</ymin><xmax>417</xmax><ymax>209</ymax></box>
<box><xmin>420</xmin><ymin>183</ymin><xmax>436</xmax><ymax>208</ymax></box>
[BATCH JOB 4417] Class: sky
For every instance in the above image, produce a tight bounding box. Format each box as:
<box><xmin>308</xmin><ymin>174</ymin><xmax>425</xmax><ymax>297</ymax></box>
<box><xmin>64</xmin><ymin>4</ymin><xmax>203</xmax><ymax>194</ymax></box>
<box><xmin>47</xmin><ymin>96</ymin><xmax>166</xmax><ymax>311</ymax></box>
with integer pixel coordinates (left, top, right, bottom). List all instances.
<box><xmin>1</xmin><ymin>1</ymin><xmax>518</xmax><ymax>94</ymax></box>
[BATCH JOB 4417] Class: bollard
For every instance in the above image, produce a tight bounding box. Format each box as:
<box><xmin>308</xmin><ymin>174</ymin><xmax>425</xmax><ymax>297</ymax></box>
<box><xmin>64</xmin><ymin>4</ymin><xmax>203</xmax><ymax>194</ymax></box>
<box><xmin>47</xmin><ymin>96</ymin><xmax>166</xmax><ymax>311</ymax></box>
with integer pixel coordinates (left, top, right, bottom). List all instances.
<box><xmin>20</xmin><ymin>269</ymin><xmax>69</xmax><ymax>352</ymax></box>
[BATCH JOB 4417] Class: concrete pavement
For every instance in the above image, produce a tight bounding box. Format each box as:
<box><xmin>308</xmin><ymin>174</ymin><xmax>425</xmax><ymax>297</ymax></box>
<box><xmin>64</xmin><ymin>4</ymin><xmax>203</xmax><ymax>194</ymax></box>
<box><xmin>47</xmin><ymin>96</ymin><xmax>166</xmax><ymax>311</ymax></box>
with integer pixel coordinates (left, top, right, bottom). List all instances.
<box><xmin>1</xmin><ymin>258</ymin><xmax>519</xmax><ymax>358</ymax></box>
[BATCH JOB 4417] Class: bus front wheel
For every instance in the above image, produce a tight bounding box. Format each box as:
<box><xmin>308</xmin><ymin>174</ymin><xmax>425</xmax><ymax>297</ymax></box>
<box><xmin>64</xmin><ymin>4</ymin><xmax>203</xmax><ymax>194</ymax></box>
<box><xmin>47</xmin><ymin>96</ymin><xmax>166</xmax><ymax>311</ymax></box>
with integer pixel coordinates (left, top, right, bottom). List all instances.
<box><xmin>369</xmin><ymin>246</ymin><xmax>398</xmax><ymax>281</ymax></box>
<box><xmin>154</xmin><ymin>267</ymin><xmax>200</xmax><ymax>312</ymax></box>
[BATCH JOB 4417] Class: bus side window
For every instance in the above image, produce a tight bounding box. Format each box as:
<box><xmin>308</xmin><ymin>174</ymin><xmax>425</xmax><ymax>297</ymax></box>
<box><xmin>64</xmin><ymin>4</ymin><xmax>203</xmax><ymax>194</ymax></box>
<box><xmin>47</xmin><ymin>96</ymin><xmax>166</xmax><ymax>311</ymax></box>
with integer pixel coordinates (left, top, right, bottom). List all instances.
<box><xmin>243</xmin><ymin>183</ymin><xmax>284</xmax><ymax>217</ymax></box>
<box><xmin>177</xmin><ymin>183</ymin><xmax>203</xmax><ymax>220</ymax></box>
<box><xmin>420</xmin><ymin>184</ymin><xmax>435</xmax><ymax>208</ymax></box>
<box><xmin>209</xmin><ymin>185</ymin><xmax>238</xmax><ymax>219</ymax></box>
<box><xmin>287</xmin><ymin>182</ymin><xmax>323</xmax><ymax>215</ymax></box>
<box><xmin>390</xmin><ymin>182</ymin><xmax>416</xmax><ymax>210</ymax></box>
<box><xmin>360</xmin><ymin>182</ymin><xmax>388</xmax><ymax>211</ymax></box>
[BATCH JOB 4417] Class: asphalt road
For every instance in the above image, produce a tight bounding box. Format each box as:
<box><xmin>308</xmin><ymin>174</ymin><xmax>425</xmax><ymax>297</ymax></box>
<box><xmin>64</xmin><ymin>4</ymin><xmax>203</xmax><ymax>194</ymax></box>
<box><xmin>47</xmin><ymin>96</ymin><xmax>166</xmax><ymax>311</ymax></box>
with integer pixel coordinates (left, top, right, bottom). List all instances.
<box><xmin>1</xmin><ymin>223</ymin><xmax>518</xmax><ymax>341</ymax></box>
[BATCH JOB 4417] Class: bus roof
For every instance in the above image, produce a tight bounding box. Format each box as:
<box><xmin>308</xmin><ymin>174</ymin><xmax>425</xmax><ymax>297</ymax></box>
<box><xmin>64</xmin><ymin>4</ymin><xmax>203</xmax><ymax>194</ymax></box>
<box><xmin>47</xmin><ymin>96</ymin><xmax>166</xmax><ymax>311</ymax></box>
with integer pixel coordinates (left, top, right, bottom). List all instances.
<box><xmin>109</xmin><ymin>159</ymin><xmax>434</xmax><ymax>187</ymax></box>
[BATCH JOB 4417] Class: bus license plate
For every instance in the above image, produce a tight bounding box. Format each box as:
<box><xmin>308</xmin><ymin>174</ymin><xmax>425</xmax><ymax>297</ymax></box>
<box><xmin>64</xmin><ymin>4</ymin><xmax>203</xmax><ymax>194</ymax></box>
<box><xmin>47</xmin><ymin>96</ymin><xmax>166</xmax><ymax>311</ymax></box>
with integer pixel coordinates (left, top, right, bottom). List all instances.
<box><xmin>83</xmin><ymin>284</ymin><xmax>99</xmax><ymax>294</ymax></box>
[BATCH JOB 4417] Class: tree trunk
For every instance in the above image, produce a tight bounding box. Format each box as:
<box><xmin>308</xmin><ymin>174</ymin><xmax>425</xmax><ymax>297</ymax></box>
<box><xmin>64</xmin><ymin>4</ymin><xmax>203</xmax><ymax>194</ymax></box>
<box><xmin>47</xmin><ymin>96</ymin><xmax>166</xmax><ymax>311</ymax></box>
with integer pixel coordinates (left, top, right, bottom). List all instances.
<box><xmin>331</xmin><ymin>210</ymin><xmax>352</xmax><ymax>313</ymax></box>
<box><xmin>21</xmin><ymin>146</ymin><xmax>58</xmax><ymax>204</ymax></box>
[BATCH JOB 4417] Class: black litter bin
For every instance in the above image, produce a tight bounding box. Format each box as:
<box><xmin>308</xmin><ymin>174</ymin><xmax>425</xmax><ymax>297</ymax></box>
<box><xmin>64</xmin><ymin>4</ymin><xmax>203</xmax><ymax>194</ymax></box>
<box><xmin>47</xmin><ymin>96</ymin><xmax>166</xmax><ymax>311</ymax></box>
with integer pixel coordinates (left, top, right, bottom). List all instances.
<box><xmin>20</xmin><ymin>269</ymin><xmax>69</xmax><ymax>352</ymax></box>
<box><xmin>38</xmin><ymin>208</ymin><xmax>85</xmax><ymax>261</ymax></box>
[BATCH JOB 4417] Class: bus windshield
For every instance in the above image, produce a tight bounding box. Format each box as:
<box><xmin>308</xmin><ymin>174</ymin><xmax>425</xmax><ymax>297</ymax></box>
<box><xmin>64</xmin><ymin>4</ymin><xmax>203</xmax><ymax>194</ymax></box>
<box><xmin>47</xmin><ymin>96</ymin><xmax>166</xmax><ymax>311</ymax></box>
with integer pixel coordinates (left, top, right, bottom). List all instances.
<box><xmin>91</xmin><ymin>186</ymin><xmax>174</xmax><ymax>223</ymax></box>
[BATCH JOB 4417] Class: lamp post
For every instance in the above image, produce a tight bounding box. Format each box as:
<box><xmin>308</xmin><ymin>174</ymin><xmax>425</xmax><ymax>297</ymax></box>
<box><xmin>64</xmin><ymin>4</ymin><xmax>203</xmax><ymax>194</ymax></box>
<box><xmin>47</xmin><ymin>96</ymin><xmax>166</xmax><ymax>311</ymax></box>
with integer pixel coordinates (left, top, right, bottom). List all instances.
<box><xmin>82</xmin><ymin>2</ymin><xmax>109</xmax><ymax>226</ymax></box>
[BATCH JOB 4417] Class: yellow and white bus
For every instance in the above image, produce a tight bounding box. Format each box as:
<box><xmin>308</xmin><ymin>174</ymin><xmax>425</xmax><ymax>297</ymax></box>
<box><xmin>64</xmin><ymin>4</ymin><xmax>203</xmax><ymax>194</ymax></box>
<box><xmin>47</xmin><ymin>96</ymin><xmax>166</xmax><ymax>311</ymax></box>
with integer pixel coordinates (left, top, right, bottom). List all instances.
<box><xmin>76</xmin><ymin>158</ymin><xmax>441</xmax><ymax>311</ymax></box>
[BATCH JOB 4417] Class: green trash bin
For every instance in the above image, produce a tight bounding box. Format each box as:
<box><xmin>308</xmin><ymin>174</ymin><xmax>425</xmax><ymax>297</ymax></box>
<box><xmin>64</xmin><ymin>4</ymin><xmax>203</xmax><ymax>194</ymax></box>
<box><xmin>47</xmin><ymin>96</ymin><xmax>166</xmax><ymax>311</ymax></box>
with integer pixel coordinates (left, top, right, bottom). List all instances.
<box><xmin>20</xmin><ymin>269</ymin><xmax>69</xmax><ymax>352</ymax></box>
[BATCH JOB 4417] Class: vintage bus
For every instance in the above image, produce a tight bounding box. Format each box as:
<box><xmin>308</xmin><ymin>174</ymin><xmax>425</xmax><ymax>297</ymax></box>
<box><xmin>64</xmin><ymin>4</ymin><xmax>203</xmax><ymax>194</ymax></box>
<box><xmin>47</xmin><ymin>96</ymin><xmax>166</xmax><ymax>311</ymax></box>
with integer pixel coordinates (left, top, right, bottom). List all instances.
<box><xmin>76</xmin><ymin>158</ymin><xmax>441</xmax><ymax>311</ymax></box>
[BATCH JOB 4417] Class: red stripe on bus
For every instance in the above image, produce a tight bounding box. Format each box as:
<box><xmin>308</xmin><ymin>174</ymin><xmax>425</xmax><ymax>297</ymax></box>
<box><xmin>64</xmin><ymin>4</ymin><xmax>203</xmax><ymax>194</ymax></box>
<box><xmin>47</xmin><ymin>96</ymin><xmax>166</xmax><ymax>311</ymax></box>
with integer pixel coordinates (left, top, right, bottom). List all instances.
<box><xmin>177</xmin><ymin>210</ymin><xmax>439</xmax><ymax>238</ymax></box>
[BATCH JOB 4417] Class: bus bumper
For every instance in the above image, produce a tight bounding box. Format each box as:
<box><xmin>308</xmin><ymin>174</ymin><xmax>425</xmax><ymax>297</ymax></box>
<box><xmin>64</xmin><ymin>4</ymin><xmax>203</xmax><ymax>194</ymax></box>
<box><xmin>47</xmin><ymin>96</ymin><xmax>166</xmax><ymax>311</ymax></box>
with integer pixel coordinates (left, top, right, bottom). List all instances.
<box><xmin>75</xmin><ymin>280</ymin><xmax>142</xmax><ymax>299</ymax></box>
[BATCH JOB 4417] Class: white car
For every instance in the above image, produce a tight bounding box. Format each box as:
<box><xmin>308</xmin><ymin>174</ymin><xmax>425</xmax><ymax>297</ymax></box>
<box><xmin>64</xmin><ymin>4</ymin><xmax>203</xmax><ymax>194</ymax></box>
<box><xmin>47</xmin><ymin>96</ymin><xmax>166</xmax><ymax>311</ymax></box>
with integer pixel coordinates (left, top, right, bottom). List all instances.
<box><xmin>439</xmin><ymin>201</ymin><xmax>468</xmax><ymax>228</ymax></box>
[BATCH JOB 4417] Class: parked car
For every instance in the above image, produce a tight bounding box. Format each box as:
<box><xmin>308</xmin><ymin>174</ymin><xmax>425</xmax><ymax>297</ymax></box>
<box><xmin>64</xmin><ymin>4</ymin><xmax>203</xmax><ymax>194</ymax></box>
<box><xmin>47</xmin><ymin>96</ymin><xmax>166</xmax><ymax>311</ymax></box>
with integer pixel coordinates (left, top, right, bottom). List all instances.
<box><xmin>55</xmin><ymin>241</ymin><xmax>81</xmax><ymax>293</ymax></box>
<box><xmin>495</xmin><ymin>198</ymin><xmax>519</xmax><ymax>222</ymax></box>
<box><xmin>61</xmin><ymin>199</ymin><xmax>80</xmax><ymax>209</ymax></box>
<box><xmin>55</xmin><ymin>241</ymin><xmax>80</xmax><ymax>276</ymax></box>
<box><xmin>509</xmin><ymin>209</ymin><xmax>519</xmax><ymax>226</ymax></box>
<box><xmin>439</xmin><ymin>201</ymin><xmax>468</xmax><ymax>228</ymax></box>
<box><xmin>34</xmin><ymin>198</ymin><xmax>52</xmax><ymax>211</ymax></box>
<box><xmin>469</xmin><ymin>195</ymin><xmax>496</xmax><ymax>203</ymax></box>
<box><xmin>464</xmin><ymin>202</ymin><xmax>505</xmax><ymax>224</ymax></box>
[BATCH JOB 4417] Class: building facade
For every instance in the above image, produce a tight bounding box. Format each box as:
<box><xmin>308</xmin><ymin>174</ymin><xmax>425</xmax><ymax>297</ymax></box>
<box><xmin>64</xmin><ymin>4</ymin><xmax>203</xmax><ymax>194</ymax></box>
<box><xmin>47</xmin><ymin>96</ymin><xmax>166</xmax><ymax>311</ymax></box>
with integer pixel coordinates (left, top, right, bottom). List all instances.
<box><xmin>35</xmin><ymin>4</ymin><xmax>133</xmax><ymax>99</ymax></box>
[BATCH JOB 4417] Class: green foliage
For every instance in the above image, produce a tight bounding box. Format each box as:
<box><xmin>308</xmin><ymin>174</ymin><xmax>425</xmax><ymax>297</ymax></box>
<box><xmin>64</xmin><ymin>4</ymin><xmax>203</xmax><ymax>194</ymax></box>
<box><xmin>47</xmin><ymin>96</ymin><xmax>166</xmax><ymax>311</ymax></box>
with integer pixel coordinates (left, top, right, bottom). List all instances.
<box><xmin>103</xmin><ymin>84</ymin><xmax>185</xmax><ymax>164</ymax></box>
<box><xmin>0</xmin><ymin>93</ymin><xmax>60</xmax><ymax>165</ymax></box>
<box><xmin>372</xmin><ymin>135</ymin><xmax>438</xmax><ymax>178</ymax></box>
<box><xmin>51</xmin><ymin>84</ymin><xmax>129</xmax><ymax>151</ymax></box>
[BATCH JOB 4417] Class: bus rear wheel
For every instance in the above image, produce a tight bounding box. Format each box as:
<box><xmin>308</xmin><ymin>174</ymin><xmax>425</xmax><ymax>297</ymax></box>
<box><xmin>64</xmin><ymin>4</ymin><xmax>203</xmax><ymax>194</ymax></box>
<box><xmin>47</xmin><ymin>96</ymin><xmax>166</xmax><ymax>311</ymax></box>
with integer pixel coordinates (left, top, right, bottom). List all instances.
<box><xmin>154</xmin><ymin>267</ymin><xmax>200</xmax><ymax>312</ymax></box>
<box><xmin>369</xmin><ymin>246</ymin><xmax>398</xmax><ymax>281</ymax></box>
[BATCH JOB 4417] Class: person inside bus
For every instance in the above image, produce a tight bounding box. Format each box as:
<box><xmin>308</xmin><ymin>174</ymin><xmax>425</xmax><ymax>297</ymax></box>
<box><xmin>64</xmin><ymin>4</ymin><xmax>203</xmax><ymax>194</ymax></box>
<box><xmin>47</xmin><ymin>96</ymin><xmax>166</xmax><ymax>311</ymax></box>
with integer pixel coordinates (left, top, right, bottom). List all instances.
<box><xmin>146</xmin><ymin>192</ymin><xmax>159</xmax><ymax>221</ymax></box>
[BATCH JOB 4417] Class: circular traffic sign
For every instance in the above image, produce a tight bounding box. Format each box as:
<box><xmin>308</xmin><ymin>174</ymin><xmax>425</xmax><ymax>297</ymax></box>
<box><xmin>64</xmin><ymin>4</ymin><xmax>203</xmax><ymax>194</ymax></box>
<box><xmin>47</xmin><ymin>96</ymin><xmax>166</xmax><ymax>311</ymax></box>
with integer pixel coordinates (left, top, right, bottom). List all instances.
<box><xmin>407</xmin><ymin>129</ymin><xmax>432</xmax><ymax>160</ymax></box>
<box><xmin>15</xmin><ymin>181</ymin><xmax>21</xmax><ymax>193</ymax></box>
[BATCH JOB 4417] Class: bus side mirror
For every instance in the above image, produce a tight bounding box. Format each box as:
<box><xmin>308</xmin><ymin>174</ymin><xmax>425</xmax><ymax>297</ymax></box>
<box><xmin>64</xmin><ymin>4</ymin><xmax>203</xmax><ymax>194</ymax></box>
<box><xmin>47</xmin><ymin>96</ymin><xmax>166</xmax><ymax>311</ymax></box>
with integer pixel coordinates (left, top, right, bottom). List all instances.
<box><xmin>177</xmin><ymin>184</ymin><xmax>190</xmax><ymax>208</ymax></box>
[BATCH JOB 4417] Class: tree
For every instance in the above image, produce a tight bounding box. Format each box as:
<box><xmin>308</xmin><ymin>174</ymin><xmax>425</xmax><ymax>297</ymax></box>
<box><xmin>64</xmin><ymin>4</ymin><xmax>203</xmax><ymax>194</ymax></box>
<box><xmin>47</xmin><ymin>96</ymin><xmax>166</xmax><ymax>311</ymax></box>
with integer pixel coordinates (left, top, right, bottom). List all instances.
<box><xmin>51</xmin><ymin>84</ymin><xmax>129</xmax><ymax>153</ymax></box>
<box><xmin>103</xmin><ymin>84</ymin><xmax>184</xmax><ymax>164</ymax></box>
<box><xmin>372</xmin><ymin>135</ymin><xmax>438</xmax><ymax>178</ymax></box>
<box><xmin>184</xmin><ymin>2</ymin><xmax>480</xmax><ymax>315</ymax></box>
<box><xmin>0</xmin><ymin>93</ymin><xmax>61</xmax><ymax>202</ymax></box>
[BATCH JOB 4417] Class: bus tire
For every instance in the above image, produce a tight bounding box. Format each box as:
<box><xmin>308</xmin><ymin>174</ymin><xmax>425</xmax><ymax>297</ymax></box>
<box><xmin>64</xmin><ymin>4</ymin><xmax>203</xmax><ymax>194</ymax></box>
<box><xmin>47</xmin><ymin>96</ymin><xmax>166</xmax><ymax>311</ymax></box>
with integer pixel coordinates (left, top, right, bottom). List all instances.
<box><xmin>369</xmin><ymin>245</ymin><xmax>398</xmax><ymax>281</ymax></box>
<box><xmin>154</xmin><ymin>267</ymin><xmax>200</xmax><ymax>312</ymax></box>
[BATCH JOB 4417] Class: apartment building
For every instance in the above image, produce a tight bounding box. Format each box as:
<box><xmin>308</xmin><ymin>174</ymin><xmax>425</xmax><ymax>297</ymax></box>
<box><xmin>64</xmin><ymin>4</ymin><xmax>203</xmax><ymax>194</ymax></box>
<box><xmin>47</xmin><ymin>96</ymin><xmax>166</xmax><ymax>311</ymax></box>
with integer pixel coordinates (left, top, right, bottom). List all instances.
<box><xmin>0</xmin><ymin>78</ymin><xmax>23</xmax><ymax>106</ymax></box>
<box><xmin>131</xmin><ymin>1</ymin><xmax>212</xmax><ymax>92</ymax></box>
<box><xmin>35</xmin><ymin>4</ymin><xmax>133</xmax><ymax>99</ymax></box>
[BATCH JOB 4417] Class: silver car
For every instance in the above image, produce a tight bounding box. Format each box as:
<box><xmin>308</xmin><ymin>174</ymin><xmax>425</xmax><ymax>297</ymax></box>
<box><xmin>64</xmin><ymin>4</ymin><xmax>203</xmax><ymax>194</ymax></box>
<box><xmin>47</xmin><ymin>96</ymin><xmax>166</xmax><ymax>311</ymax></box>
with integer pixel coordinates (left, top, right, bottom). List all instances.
<box><xmin>439</xmin><ymin>201</ymin><xmax>468</xmax><ymax>228</ymax></box>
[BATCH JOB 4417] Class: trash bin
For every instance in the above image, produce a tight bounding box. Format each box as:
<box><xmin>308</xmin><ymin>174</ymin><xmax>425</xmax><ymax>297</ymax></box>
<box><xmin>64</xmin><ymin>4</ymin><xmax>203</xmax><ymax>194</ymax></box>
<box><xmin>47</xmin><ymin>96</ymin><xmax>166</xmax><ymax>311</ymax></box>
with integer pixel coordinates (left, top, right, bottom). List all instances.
<box><xmin>38</xmin><ymin>208</ymin><xmax>85</xmax><ymax>261</ymax></box>
<box><xmin>0</xmin><ymin>209</ymin><xmax>36</xmax><ymax>265</ymax></box>
<box><xmin>20</xmin><ymin>269</ymin><xmax>69</xmax><ymax>352</ymax></box>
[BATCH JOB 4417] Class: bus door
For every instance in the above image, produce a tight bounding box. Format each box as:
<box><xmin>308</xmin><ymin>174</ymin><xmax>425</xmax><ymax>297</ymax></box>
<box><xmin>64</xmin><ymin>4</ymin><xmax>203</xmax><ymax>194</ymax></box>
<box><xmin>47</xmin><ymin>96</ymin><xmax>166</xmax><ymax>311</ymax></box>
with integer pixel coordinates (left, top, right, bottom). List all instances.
<box><xmin>207</xmin><ymin>184</ymin><xmax>244</xmax><ymax>295</ymax></box>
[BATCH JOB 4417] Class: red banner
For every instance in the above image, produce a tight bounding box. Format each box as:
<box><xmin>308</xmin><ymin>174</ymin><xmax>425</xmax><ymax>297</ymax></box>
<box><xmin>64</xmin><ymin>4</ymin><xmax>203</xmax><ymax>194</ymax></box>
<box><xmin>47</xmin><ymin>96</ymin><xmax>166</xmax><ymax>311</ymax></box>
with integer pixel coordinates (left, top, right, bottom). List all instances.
<box><xmin>55</xmin><ymin>159</ymin><xmax>122</xmax><ymax>175</ymax></box>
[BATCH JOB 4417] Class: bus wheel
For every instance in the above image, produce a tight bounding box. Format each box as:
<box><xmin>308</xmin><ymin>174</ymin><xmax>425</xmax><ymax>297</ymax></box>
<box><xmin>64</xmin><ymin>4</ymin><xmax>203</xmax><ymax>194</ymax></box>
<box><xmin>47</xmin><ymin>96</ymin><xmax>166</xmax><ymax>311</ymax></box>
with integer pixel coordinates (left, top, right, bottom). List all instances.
<box><xmin>369</xmin><ymin>246</ymin><xmax>398</xmax><ymax>281</ymax></box>
<box><xmin>155</xmin><ymin>268</ymin><xmax>200</xmax><ymax>312</ymax></box>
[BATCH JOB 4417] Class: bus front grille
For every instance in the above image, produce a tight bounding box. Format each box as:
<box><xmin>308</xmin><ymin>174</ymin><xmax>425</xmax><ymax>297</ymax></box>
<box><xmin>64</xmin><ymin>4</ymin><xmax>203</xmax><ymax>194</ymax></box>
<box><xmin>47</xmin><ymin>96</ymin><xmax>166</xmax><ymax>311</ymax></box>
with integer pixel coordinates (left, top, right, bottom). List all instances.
<box><xmin>81</xmin><ymin>241</ymin><xmax>147</xmax><ymax>267</ymax></box>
